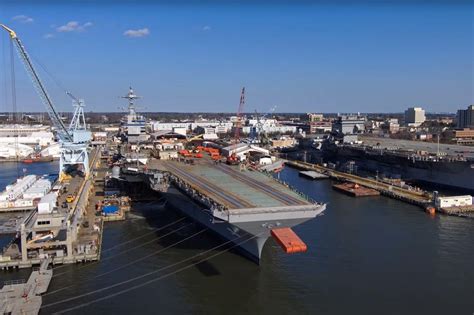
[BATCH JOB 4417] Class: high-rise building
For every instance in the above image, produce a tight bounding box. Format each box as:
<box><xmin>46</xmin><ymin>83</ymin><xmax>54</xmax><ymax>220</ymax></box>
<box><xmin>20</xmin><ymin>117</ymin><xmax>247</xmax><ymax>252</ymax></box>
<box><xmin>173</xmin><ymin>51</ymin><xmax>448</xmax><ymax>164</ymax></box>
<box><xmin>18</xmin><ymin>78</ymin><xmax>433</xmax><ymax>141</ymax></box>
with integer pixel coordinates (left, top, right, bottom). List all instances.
<box><xmin>404</xmin><ymin>107</ymin><xmax>426</xmax><ymax>126</ymax></box>
<box><xmin>456</xmin><ymin>105</ymin><xmax>474</xmax><ymax>129</ymax></box>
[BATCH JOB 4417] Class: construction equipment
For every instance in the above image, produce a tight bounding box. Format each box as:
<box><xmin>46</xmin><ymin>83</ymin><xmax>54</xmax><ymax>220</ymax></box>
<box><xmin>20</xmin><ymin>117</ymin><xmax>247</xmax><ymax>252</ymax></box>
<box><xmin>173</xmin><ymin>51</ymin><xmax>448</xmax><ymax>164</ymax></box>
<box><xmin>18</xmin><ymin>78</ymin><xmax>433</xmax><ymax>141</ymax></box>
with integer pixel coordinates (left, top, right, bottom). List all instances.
<box><xmin>65</xmin><ymin>194</ymin><xmax>76</xmax><ymax>203</ymax></box>
<box><xmin>226</xmin><ymin>152</ymin><xmax>239</xmax><ymax>165</ymax></box>
<box><xmin>1</xmin><ymin>24</ymin><xmax>91</xmax><ymax>180</ymax></box>
<box><xmin>187</xmin><ymin>134</ymin><xmax>204</xmax><ymax>142</ymax></box>
<box><xmin>234</xmin><ymin>87</ymin><xmax>245</xmax><ymax>143</ymax></box>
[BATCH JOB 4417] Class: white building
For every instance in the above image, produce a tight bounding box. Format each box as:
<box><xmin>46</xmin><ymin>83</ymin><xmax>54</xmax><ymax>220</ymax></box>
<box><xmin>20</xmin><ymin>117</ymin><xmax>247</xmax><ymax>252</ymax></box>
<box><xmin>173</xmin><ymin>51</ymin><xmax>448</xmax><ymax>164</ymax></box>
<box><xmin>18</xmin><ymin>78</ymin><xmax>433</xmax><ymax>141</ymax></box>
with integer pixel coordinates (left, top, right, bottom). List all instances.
<box><xmin>151</xmin><ymin>122</ymin><xmax>190</xmax><ymax>132</ymax></box>
<box><xmin>435</xmin><ymin>195</ymin><xmax>472</xmax><ymax>209</ymax></box>
<box><xmin>150</xmin><ymin>120</ymin><xmax>233</xmax><ymax>135</ymax></box>
<box><xmin>221</xmin><ymin>143</ymin><xmax>270</xmax><ymax>160</ymax></box>
<box><xmin>243</xmin><ymin>118</ymin><xmax>297</xmax><ymax>135</ymax></box>
<box><xmin>0</xmin><ymin>143</ymin><xmax>34</xmax><ymax>158</ymax></box>
<box><xmin>0</xmin><ymin>129</ymin><xmax>55</xmax><ymax>146</ymax></box>
<box><xmin>40</xmin><ymin>143</ymin><xmax>61</xmax><ymax>158</ymax></box>
<box><xmin>405</xmin><ymin>107</ymin><xmax>426</xmax><ymax>126</ymax></box>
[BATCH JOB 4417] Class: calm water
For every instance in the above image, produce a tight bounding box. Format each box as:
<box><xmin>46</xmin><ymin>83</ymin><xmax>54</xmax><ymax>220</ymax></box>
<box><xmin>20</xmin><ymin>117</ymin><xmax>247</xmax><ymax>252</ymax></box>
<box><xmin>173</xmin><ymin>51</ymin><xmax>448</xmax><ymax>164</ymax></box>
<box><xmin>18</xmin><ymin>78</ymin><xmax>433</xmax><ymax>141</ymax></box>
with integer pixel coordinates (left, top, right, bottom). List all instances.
<box><xmin>1</xmin><ymin>164</ymin><xmax>474</xmax><ymax>314</ymax></box>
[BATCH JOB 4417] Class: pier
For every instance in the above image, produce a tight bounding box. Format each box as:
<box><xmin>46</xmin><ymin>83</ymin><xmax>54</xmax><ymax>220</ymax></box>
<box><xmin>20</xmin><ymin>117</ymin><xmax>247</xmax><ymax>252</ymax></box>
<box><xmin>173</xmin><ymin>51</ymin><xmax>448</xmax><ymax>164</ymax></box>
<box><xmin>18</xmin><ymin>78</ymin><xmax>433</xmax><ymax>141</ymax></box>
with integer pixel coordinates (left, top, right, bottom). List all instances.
<box><xmin>299</xmin><ymin>170</ymin><xmax>329</xmax><ymax>180</ymax></box>
<box><xmin>0</xmin><ymin>148</ymin><xmax>105</xmax><ymax>269</ymax></box>
<box><xmin>0</xmin><ymin>258</ymin><xmax>52</xmax><ymax>314</ymax></box>
<box><xmin>286</xmin><ymin>160</ymin><xmax>432</xmax><ymax>208</ymax></box>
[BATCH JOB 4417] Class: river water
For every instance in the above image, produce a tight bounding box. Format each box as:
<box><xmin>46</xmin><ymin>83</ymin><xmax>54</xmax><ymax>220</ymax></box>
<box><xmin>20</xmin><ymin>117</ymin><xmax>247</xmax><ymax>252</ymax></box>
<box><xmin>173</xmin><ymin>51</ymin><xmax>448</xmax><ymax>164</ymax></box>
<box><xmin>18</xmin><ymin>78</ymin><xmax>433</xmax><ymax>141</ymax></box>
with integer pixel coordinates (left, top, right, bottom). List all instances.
<box><xmin>1</xmin><ymin>162</ymin><xmax>473</xmax><ymax>314</ymax></box>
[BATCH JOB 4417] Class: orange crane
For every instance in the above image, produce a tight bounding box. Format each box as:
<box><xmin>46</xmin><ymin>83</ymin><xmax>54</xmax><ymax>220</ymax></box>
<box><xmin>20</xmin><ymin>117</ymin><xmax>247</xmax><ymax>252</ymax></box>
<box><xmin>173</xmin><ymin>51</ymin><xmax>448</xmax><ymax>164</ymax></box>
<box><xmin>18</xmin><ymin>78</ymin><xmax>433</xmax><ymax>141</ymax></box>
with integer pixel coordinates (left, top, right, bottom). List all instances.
<box><xmin>234</xmin><ymin>87</ymin><xmax>245</xmax><ymax>143</ymax></box>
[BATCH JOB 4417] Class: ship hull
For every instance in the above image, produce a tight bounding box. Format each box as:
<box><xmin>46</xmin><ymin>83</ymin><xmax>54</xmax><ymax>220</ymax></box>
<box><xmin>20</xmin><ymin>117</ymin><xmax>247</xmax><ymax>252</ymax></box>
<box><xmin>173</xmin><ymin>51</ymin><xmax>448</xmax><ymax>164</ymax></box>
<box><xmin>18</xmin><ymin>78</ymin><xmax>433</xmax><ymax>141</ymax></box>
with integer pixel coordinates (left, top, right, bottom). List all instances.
<box><xmin>324</xmin><ymin>144</ymin><xmax>474</xmax><ymax>192</ymax></box>
<box><xmin>163</xmin><ymin>187</ymin><xmax>322</xmax><ymax>264</ymax></box>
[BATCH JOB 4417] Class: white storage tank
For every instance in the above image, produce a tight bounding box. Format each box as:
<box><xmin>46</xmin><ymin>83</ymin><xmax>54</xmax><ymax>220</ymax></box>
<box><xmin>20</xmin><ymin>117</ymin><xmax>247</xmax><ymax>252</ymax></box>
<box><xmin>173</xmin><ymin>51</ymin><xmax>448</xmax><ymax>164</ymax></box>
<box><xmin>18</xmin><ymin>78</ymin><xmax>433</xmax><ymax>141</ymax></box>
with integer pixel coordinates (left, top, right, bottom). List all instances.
<box><xmin>38</xmin><ymin>193</ymin><xmax>57</xmax><ymax>214</ymax></box>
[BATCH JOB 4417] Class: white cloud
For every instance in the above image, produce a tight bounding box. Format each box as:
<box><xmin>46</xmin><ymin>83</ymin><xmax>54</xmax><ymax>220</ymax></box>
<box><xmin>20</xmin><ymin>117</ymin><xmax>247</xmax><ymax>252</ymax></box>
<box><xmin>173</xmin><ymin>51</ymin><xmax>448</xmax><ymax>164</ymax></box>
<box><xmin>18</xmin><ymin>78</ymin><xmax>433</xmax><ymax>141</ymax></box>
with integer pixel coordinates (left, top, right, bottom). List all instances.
<box><xmin>123</xmin><ymin>28</ymin><xmax>150</xmax><ymax>38</ymax></box>
<box><xmin>43</xmin><ymin>33</ymin><xmax>54</xmax><ymax>39</ymax></box>
<box><xmin>12</xmin><ymin>15</ymin><xmax>34</xmax><ymax>23</ymax></box>
<box><xmin>56</xmin><ymin>21</ymin><xmax>92</xmax><ymax>33</ymax></box>
<box><xmin>202</xmin><ymin>25</ymin><xmax>211</xmax><ymax>31</ymax></box>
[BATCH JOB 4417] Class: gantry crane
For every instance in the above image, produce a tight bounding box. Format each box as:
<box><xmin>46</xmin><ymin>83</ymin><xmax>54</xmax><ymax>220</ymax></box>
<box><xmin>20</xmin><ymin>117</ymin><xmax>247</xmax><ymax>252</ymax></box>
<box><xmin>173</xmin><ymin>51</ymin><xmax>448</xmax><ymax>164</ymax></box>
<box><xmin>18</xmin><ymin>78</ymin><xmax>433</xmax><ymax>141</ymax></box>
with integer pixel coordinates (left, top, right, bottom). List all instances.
<box><xmin>1</xmin><ymin>24</ymin><xmax>91</xmax><ymax>180</ymax></box>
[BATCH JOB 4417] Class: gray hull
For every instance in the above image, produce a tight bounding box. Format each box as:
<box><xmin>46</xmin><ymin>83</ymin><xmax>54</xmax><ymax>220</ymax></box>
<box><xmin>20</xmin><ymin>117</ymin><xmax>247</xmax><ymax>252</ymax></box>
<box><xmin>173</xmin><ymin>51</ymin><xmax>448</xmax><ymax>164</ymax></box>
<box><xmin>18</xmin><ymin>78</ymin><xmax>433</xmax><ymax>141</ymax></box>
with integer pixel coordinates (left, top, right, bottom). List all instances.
<box><xmin>164</xmin><ymin>187</ymin><xmax>324</xmax><ymax>263</ymax></box>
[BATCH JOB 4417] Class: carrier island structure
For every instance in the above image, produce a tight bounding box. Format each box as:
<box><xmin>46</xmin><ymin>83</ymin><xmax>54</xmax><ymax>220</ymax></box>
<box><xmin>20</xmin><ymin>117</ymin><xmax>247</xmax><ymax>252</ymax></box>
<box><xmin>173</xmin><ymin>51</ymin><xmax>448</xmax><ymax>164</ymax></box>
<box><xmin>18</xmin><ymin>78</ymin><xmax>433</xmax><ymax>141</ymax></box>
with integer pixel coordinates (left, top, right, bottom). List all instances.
<box><xmin>145</xmin><ymin>158</ymin><xmax>326</xmax><ymax>263</ymax></box>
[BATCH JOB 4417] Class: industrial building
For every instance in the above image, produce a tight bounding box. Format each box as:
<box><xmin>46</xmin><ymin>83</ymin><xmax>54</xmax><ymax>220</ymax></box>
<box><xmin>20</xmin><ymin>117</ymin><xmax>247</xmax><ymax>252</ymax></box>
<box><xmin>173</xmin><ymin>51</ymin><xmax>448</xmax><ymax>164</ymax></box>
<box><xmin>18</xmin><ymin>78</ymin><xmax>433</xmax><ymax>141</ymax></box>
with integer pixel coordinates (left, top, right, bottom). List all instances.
<box><xmin>332</xmin><ymin>114</ymin><xmax>366</xmax><ymax>134</ymax></box>
<box><xmin>381</xmin><ymin>118</ymin><xmax>400</xmax><ymax>134</ymax></box>
<box><xmin>150</xmin><ymin>120</ymin><xmax>233</xmax><ymax>134</ymax></box>
<box><xmin>0</xmin><ymin>124</ymin><xmax>55</xmax><ymax>146</ymax></box>
<box><xmin>449</xmin><ymin>128</ymin><xmax>474</xmax><ymax>145</ymax></box>
<box><xmin>242</xmin><ymin>118</ymin><xmax>297</xmax><ymax>135</ymax></box>
<box><xmin>0</xmin><ymin>143</ymin><xmax>34</xmax><ymax>159</ymax></box>
<box><xmin>221</xmin><ymin>143</ymin><xmax>270</xmax><ymax>160</ymax></box>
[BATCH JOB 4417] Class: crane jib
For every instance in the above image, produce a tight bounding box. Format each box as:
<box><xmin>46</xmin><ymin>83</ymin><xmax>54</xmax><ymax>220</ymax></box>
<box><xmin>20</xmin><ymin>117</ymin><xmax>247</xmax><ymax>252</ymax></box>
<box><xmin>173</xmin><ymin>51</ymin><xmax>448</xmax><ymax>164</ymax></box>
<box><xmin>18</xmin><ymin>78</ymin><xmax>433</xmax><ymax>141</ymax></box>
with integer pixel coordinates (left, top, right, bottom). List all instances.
<box><xmin>6</xmin><ymin>30</ymin><xmax>72</xmax><ymax>142</ymax></box>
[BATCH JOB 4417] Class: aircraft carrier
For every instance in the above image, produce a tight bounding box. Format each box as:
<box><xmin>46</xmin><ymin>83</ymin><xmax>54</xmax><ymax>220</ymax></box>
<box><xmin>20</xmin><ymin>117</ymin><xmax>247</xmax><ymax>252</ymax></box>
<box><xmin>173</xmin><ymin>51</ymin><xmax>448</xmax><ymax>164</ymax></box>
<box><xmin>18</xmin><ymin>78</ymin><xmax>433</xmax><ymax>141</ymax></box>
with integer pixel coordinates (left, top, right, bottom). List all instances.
<box><xmin>146</xmin><ymin>158</ymin><xmax>326</xmax><ymax>263</ymax></box>
<box><xmin>323</xmin><ymin>136</ymin><xmax>474</xmax><ymax>191</ymax></box>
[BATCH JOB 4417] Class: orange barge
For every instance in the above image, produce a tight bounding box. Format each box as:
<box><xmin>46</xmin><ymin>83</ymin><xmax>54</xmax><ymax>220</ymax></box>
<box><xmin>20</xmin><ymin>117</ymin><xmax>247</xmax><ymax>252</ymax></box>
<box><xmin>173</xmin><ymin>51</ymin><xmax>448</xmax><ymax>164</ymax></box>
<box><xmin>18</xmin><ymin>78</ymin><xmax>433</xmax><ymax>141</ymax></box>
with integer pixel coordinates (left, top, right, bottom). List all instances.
<box><xmin>332</xmin><ymin>182</ymin><xmax>380</xmax><ymax>197</ymax></box>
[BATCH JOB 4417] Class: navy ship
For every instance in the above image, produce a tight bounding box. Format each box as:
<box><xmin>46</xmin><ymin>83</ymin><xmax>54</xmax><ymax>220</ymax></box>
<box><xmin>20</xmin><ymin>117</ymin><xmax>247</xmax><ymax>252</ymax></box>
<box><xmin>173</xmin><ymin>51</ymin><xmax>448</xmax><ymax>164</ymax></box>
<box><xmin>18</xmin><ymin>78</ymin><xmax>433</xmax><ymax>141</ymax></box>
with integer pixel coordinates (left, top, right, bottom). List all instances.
<box><xmin>146</xmin><ymin>159</ymin><xmax>326</xmax><ymax>263</ymax></box>
<box><xmin>323</xmin><ymin>139</ymin><xmax>474</xmax><ymax>192</ymax></box>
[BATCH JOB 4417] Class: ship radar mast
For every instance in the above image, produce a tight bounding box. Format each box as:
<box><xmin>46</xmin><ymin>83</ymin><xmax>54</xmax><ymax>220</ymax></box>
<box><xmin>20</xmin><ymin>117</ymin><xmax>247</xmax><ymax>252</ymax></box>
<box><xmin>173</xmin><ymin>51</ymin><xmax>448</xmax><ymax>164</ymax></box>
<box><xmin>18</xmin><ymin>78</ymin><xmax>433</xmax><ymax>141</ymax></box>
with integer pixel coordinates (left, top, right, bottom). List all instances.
<box><xmin>121</xmin><ymin>86</ymin><xmax>141</xmax><ymax>117</ymax></box>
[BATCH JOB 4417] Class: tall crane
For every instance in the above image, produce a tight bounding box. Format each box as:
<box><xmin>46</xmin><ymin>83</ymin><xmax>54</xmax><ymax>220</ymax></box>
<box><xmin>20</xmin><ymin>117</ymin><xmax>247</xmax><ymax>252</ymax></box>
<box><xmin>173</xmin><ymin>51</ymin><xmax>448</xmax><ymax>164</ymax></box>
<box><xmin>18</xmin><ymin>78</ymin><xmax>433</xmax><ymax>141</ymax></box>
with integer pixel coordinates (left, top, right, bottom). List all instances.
<box><xmin>234</xmin><ymin>87</ymin><xmax>245</xmax><ymax>143</ymax></box>
<box><xmin>250</xmin><ymin>105</ymin><xmax>277</xmax><ymax>143</ymax></box>
<box><xmin>1</xmin><ymin>24</ymin><xmax>91</xmax><ymax>179</ymax></box>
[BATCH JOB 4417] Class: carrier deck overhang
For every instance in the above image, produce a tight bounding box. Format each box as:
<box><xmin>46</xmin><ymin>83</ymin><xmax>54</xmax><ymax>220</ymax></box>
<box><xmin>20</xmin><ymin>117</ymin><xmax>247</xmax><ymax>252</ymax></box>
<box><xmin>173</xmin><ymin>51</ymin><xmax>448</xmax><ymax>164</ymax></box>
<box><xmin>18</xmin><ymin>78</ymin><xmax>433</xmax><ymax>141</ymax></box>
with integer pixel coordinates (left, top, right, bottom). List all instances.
<box><xmin>212</xmin><ymin>205</ymin><xmax>322</xmax><ymax>223</ymax></box>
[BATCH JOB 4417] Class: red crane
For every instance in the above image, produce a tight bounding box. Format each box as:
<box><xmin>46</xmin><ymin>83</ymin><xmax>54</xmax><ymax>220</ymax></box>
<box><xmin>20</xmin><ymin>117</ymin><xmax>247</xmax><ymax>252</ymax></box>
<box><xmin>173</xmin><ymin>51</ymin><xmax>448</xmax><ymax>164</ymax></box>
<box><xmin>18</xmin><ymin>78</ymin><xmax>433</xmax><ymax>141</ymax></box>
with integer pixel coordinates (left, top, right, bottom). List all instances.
<box><xmin>234</xmin><ymin>87</ymin><xmax>245</xmax><ymax>143</ymax></box>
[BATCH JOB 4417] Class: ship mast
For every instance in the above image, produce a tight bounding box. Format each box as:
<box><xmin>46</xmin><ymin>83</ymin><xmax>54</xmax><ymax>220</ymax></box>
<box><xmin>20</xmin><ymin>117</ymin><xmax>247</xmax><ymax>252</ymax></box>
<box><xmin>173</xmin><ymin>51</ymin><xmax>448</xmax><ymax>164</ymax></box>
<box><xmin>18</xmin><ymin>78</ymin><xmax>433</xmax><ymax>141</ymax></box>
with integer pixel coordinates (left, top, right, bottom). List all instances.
<box><xmin>121</xmin><ymin>87</ymin><xmax>141</xmax><ymax>120</ymax></box>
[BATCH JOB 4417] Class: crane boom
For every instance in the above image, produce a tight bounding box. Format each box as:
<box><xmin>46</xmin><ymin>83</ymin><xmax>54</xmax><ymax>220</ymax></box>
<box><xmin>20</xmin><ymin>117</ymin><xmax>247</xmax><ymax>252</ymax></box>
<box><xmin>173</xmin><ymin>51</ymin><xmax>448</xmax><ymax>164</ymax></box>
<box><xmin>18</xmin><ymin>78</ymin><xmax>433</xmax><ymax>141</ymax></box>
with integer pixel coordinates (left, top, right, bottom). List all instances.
<box><xmin>1</xmin><ymin>24</ymin><xmax>72</xmax><ymax>142</ymax></box>
<box><xmin>234</xmin><ymin>87</ymin><xmax>245</xmax><ymax>143</ymax></box>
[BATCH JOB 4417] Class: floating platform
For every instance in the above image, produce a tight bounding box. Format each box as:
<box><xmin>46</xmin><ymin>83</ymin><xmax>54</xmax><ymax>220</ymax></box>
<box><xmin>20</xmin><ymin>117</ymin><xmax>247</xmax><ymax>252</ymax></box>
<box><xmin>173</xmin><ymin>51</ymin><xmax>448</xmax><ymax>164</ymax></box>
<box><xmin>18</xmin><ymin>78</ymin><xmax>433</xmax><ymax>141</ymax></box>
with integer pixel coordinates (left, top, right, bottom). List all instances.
<box><xmin>332</xmin><ymin>182</ymin><xmax>380</xmax><ymax>197</ymax></box>
<box><xmin>271</xmin><ymin>227</ymin><xmax>307</xmax><ymax>254</ymax></box>
<box><xmin>299</xmin><ymin>170</ymin><xmax>329</xmax><ymax>180</ymax></box>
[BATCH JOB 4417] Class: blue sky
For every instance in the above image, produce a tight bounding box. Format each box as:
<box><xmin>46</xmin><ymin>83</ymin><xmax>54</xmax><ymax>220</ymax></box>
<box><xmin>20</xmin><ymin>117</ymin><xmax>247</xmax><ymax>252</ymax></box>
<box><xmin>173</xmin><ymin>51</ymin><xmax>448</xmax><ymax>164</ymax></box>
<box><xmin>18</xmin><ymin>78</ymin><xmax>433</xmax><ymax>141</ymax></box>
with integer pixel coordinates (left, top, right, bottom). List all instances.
<box><xmin>0</xmin><ymin>1</ymin><xmax>472</xmax><ymax>113</ymax></box>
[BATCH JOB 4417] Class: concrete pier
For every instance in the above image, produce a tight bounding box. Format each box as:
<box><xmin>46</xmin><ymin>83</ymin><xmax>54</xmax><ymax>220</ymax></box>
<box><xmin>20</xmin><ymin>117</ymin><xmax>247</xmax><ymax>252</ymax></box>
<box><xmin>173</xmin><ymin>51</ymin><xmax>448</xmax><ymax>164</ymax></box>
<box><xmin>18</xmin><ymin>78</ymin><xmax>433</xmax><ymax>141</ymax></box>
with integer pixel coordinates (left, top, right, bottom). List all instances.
<box><xmin>0</xmin><ymin>258</ymin><xmax>52</xmax><ymax>314</ymax></box>
<box><xmin>0</xmin><ymin>148</ymin><xmax>104</xmax><ymax>269</ymax></box>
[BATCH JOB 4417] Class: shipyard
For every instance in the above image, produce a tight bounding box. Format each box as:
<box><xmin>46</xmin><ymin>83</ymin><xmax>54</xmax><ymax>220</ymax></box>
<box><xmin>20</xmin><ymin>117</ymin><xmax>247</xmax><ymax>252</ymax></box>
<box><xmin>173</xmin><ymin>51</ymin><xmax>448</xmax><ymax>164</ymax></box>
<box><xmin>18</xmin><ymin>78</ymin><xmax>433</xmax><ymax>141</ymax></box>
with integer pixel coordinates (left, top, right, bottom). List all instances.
<box><xmin>1</xmin><ymin>2</ymin><xmax>474</xmax><ymax>314</ymax></box>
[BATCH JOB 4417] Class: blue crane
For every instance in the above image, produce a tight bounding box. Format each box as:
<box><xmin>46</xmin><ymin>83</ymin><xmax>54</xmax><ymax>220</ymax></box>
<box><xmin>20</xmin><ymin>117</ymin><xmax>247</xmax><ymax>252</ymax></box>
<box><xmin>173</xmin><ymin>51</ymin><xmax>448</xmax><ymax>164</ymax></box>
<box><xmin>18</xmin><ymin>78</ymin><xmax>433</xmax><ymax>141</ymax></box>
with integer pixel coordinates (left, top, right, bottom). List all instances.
<box><xmin>1</xmin><ymin>24</ymin><xmax>91</xmax><ymax>179</ymax></box>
